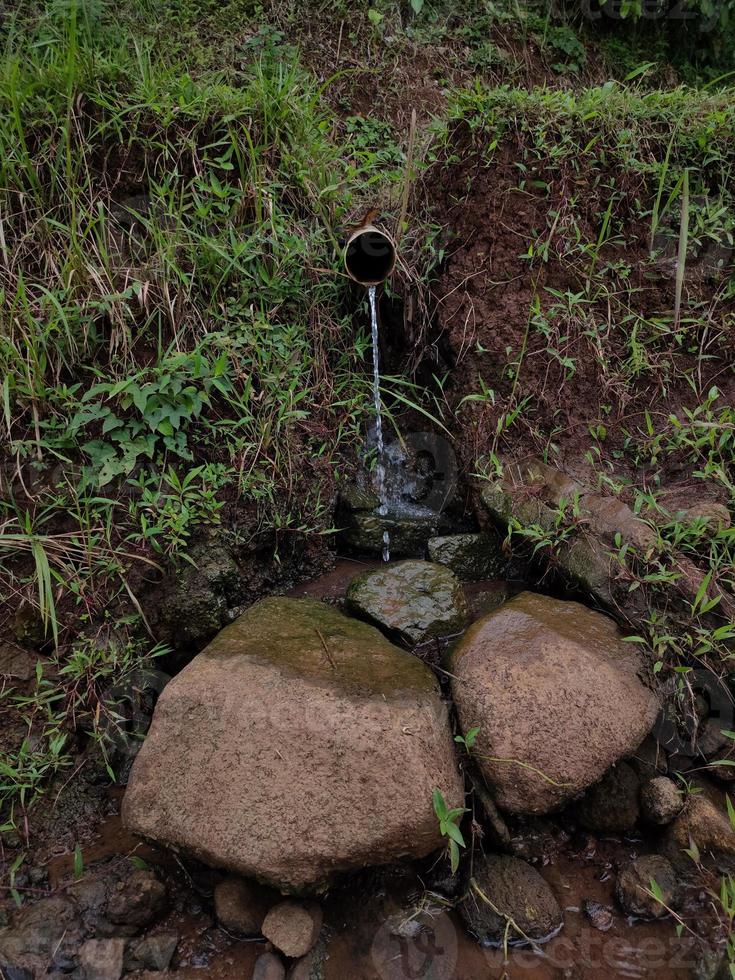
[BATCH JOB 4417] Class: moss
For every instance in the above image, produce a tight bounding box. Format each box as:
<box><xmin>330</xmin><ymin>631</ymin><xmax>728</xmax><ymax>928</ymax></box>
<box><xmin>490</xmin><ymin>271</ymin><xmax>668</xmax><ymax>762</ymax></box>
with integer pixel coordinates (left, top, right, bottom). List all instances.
<box><xmin>202</xmin><ymin>596</ymin><xmax>439</xmax><ymax>698</ymax></box>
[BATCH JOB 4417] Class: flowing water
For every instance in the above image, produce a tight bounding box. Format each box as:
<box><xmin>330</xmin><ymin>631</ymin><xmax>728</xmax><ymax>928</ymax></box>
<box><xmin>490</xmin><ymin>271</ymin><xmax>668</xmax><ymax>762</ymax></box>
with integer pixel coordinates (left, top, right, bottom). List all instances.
<box><xmin>368</xmin><ymin>284</ymin><xmax>390</xmax><ymax>561</ymax></box>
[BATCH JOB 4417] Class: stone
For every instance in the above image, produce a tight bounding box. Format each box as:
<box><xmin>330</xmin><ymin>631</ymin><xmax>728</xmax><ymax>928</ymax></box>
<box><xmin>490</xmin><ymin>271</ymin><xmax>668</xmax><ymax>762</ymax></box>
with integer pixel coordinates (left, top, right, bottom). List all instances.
<box><xmin>0</xmin><ymin>643</ymin><xmax>36</xmax><ymax>680</ymax></box>
<box><xmin>467</xmin><ymin>584</ymin><xmax>509</xmax><ymax>619</ymax></box>
<box><xmin>254</xmin><ymin>951</ymin><xmax>287</xmax><ymax>980</ymax></box>
<box><xmin>460</xmin><ymin>854</ymin><xmax>562</xmax><ymax>944</ymax></box>
<box><xmin>578</xmin><ymin>493</ymin><xmax>656</xmax><ymax>552</ymax></box>
<box><xmin>123</xmin><ymin>597</ymin><xmax>464</xmax><ymax>892</ymax></box>
<box><xmin>346</xmin><ymin>560</ymin><xmax>469</xmax><ymax>646</ymax></box>
<box><xmin>286</xmin><ymin>928</ymin><xmax>329</xmax><ymax>980</ymax></box>
<box><xmin>640</xmin><ymin>777</ymin><xmax>684</xmax><ymax>826</ymax></box>
<box><xmin>124</xmin><ymin>932</ymin><xmax>178</xmax><ymax>972</ymax></box>
<box><xmin>682</xmin><ymin>503</ymin><xmax>731</xmax><ymax>531</ymax></box>
<box><xmin>213</xmin><ymin>876</ymin><xmax>274</xmax><ymax>935</ymax></box>
<box><xmin>337</xmin><ymin>484</ymin><xmax>381</xmax><ymax>513</ymax></box>
<box><xmin>105</xmin><ymin>868</ymin><xmax>167</xmax><ymax>933</ymax></box>
<box><xmin>697</xmin><ymin>718</ymin><xmax>730</xmax><ymax>759</ymax></box>
<box><xmin>78</xmin><ymin>938</ymin><xmax>126</xmax><ymax>980</ymax></box>
<box><xmin>576</xmin><ymin>762</ymin><xmax>640</xmax><ymax>834</ymax></box>
<box><xmin>615</xmin><ymin>854</ymin><xmax>677</xmax><ymax>919</ymax></box>
<box><xmin>583</xmin><ymin>900</ymin><xmax>614</xmax><ymax>932</ymax></box>
<box><xmin>0</xmin><ymin>896</ymin><xmax>80</xmax><ymax>976</ymax></box>
<box><xmin>155</xmin><ymin>530</ymin><xmax>245</xmax><ymax>647</ymax></box>
<box><xmin>663</xmin><ymin>793</ymin><xmax>735</xmax><ymax>872</ymax></box>
<box><xmin>450</xmin><ymin>593</ymin><xmax>659</xmax><ymax>814</ymax></box>
<box><xmin>261</xmin><ymin>901</ymin><xmax>322</xmax><ymax>957</ymax></box>
<box><xmin>340</xmin><ymin>510</ymin><xmax>452</xmax><ymax>558</ymax></box>
<box><xmin>427</xmin><ymin>533</ymin><xmax>507</xmax><ymax>580</ymax></box>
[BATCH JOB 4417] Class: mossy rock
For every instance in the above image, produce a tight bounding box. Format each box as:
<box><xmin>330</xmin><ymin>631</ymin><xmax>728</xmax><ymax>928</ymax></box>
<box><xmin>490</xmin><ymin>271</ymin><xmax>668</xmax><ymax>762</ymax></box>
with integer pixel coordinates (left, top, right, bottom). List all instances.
<box><xmin>346</xmin><ymin>560</ymin><xmax>469</xmax><ymax>646</ymax></box>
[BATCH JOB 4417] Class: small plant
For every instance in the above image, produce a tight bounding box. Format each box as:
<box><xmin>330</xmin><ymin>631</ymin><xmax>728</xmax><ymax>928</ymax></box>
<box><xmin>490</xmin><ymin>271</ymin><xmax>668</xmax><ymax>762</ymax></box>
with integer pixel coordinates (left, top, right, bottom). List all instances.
<box><xmin>454</xmin><ymin>726</ymin><xmax>480</xmax><ymax>753</ymax></box>
<box><xmin>432</xmin><ymin>788</ymin><xmax>468</xmax><ymax>874</ymax></box>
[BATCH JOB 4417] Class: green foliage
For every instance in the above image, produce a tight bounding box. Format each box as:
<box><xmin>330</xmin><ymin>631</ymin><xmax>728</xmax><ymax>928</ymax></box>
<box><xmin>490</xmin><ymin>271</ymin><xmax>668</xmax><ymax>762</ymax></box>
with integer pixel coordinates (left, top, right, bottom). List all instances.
<box><xmin>432</xmin><ymin>788</ymin><xmax>468</xmax><ymax>874</ymax></box>
<box><xmin>454</xmin><ymin>726</ymin><xmax>480</xmax><ymax>752</ymax></box>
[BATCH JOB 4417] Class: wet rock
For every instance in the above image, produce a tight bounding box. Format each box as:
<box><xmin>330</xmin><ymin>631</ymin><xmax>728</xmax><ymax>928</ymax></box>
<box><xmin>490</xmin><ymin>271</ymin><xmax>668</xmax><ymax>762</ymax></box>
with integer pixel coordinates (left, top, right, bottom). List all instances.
<box><xmin>123</xmin><ymin>597</ymin><xmax>464</xmax><ymax>892</ymax></box>
<box><xmin>104</xmin><ymin>868</ymin><xmax>167</xmax><ymax>934</ymax></box>
<box><xmin>213</xmin><ymin>875</ymin><xmax>274</xmax><ymax>935</ymax></box>
<box><xmin>556</xmin><ymin>534</ymin><xmax>619</xmax><ymax>608</ymax></box>
<box><xmin>427</xmin><ymin>533</ymin><xmax>506</xmax><ymax>580</ymax></box>
<box><xmin>341</xmin><ymin>511</ymin><xmax>452</xmax><ymax>558</ymax></box>
<box><xmin>286</xmin><ymin>925</ymin><xmax>330</xmax><ymax>980</ymax></box>
<box><xmin>697</xmin><ymin>718</ymin><xmax>730</xmax><ymax>759</ymax></box>
<box><xmin>466</xmin><ymin>584</ymin><xmax>509</xmax><ymax>620</ymax></box>
<box><xmin>460</xmin><ymin>854</ymin><xmax>562</xmax><ymax>944</ymax></box>
<box><xmin>262</xmin><ymin>901</ymin><xmax>322</xmax><ymax>957</ymax></box>
<box><xmin>254</xmin><ymin>951</ymin><xmax>287</xmax><ymax>980</ymax></box>
<box><xmin>693</xmin><ymin>947</ymin><xmax>734</xmax><ymax>980</ymax></box>
<box><xmin>663</xmin><ymin>793</ymin><xmax>735</xmax><ymax>872</ymax></box>
<box><xmin>79</xmin><ymin>937</ymin><xmax>125</xmax><ymax>979</ymax></box>
<box><xmin>337</xmin><ymin>484</ymin><xmax>381</xmax><ymax>513</ymax></box>
<box><xmin>682</xmin><ymin>502</ymin><xmax>731</xmax><ymax>531</ymax></box>
<box><xmin>0</xmin><ymin>895</ymin><xmax>81</xmax><ymax>976</ymax></box>
<box><xmin>0</xmin><ymin>643</ymin><xmax>37</xmax><ymax>680</ymax></box>
<box><xmin>124</xmin><ymin>931</ymin><xmax>178</xmax><ymax>971</ymax></box>
<box><xmin>615</xmin><ymin>854</ymin><xmax>677</xmax><ymax>919</ymax></box>
<box><xmin>583</xmin><ymin>900</ymin><xmax>614</xmax><ymax>932</ymax></box>
<box><xmin>579</xmin><ymin>493</ymin><xmax>656</xmax><ymax>552</ymax></box>
<box><xmin>155</xmin><ymin>530</ymin><xmax>245</xmax><ymax>648</ymax></box>
<box><xmin>346</xmin><ymin>559</ymin><xmax>469</xmax><ymax>646</ymax></box>
<box><xmin>576</xmin><ymin>762</ymin><xmax>640</xmax><ymax>834</ymax></box>
<box><xmin>640</xmin><ymin>777</ymin><xmax>684</xmax><ymax>826</ymax></box>
<box><xmin>482</xmin><ymin>460</ymin><xmax>655</xmax><ymax>552</ymax></box>
<box><xmin>450</xmin><ymin>593</ymin><xmax>659</xmax><ymax>814</ymax></box>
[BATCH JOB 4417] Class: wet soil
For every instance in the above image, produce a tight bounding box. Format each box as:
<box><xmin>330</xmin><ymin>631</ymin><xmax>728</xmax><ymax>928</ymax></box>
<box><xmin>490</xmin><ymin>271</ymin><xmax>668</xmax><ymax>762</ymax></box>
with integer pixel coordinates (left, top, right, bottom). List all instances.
<box><xmin>425</xmin><ymin>137</ymin><xmax>735</xmax><ymax>490</ymax></box>
<box><xmin>43</xmin><ymin>796</ymin><xmax>700</xmax><ymax>979</ymax></box>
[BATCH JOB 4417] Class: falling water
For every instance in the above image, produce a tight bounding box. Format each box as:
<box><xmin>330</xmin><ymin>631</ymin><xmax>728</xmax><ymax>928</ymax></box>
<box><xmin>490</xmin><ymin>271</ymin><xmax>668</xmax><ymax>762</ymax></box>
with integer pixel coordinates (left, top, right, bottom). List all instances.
<box><xmin>368</xmin><ymin>285</ymin><xmax>391</xmax><ymax>562</ymax></box>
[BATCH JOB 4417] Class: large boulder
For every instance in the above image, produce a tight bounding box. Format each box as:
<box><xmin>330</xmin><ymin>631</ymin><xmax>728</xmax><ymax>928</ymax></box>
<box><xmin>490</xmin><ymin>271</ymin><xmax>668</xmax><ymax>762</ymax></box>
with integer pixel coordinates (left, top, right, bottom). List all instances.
<box><xmin>123</xmin><ymin>597</ymin><xmax>463</xmax><ymax>892</ymax></box>
<box><xmin>346</xmin><ymin>560</ymin><xmax>469</xmax><ymax>646</ymax></box>
<box><xmin>450</xmin><ymin>593</ymin><xmax>659</xmax><ymax>814</ymax></box>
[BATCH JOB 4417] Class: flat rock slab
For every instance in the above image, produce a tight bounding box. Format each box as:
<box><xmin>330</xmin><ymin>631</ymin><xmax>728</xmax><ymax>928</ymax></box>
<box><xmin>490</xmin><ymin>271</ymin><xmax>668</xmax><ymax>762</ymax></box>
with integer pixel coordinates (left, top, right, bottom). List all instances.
<box><xmin>346</xmin><ymin>560</ymin><xmax>469</xmax><ymax>646</ymax></box>
<box><xmin>450</xmin><ymin>592</ymin><xmax>659</xmax><ymax>814</ymax></box>
<box><xmin>123</xmin><ymin>597</ymin><xmax>463</xmax><ymax>892</ymax></box>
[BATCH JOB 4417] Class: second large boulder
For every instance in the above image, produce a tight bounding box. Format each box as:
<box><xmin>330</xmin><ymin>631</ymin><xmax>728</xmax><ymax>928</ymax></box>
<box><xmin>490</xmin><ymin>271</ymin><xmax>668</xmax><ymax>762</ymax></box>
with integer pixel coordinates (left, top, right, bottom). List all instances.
<box><xmin>123</xmin><ymin>597</ymin><xmax>463</xmax><ymax>892</ymax></box>
<box><xmin>450</xmin><ymin>593</ymin><xmax>659</xmax><ymax>814</ymax></box>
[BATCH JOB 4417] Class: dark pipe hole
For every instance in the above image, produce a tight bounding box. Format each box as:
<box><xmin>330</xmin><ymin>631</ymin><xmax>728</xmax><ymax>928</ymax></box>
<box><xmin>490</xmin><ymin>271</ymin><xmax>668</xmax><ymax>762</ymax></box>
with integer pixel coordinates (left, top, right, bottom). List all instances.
<box><xmin>345</xmin><ymin>230</ymin><xmax>395</xmax><ymax>284</ymax></box>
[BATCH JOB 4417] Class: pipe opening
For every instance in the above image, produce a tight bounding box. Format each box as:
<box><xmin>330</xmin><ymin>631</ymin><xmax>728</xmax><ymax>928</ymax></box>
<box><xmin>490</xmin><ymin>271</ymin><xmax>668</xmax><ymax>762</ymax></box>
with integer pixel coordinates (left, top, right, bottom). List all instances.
<box><xmin>344</xmin><ymin>227</ymin><xmax>396</xmax><ymax>286</ymax></box>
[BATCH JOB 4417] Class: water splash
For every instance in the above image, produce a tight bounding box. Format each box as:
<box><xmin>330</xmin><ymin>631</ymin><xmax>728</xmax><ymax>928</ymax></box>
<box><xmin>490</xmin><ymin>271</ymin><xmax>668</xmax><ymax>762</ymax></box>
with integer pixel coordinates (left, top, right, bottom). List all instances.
<box><xmin>368</xmin><ymin>285</ymin><xmax>390</xmax><ymax>562</ymax></box>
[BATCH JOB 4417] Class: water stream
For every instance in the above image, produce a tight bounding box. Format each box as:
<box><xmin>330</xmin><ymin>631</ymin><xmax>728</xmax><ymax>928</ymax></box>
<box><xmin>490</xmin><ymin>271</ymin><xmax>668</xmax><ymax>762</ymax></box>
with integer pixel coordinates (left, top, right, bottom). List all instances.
<box><xmin>368</xmin><ymin>284</ymin><xmax>390</xmax><ymax>561</ymax></box>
